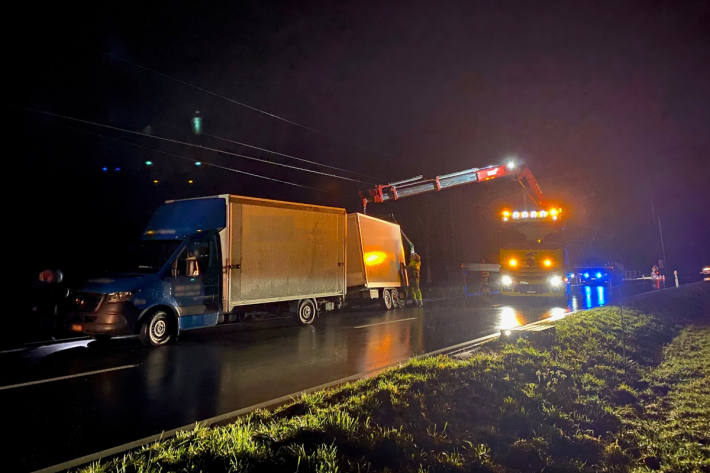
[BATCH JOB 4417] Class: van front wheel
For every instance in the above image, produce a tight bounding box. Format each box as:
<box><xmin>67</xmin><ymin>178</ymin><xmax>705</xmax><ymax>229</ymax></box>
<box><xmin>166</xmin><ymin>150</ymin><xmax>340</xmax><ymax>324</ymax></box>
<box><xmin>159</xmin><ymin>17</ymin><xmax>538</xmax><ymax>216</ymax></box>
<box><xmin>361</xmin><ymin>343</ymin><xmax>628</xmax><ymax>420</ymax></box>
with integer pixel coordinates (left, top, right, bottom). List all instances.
<box><xmin>139</xmin><ymin>310</ymin><xmax>174</xmax><ymax>346</ymax></box>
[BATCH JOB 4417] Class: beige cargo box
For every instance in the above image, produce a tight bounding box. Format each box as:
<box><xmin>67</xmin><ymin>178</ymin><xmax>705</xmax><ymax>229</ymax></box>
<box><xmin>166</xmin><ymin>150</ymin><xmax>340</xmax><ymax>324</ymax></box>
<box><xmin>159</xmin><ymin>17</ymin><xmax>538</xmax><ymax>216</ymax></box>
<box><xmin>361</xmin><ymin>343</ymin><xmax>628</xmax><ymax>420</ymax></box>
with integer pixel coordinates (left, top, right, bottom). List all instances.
<box><xmin>227</xmin><ymin>196</ymin><xmax>346</xmax><ymax>310</ymax></box>
<box><xmin>346</xmin><ymin>213</ymin><xmax>406</xmax><ymax>289</ymax></box>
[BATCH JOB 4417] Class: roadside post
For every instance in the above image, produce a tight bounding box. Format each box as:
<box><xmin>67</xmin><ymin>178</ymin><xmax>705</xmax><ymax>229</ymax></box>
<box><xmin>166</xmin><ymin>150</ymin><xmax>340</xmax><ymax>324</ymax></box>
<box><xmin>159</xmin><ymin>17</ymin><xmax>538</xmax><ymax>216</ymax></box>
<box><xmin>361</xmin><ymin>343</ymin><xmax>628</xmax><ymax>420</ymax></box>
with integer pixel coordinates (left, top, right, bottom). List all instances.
<box><xmin>674</xmin><ymin>269</ymin><xmax>679</xmax><ymax>288</ymax></box>
<box><xmin>620</xmin><ymin>303</ymin><xmax>626</xmax><ymax>364</ymax></box>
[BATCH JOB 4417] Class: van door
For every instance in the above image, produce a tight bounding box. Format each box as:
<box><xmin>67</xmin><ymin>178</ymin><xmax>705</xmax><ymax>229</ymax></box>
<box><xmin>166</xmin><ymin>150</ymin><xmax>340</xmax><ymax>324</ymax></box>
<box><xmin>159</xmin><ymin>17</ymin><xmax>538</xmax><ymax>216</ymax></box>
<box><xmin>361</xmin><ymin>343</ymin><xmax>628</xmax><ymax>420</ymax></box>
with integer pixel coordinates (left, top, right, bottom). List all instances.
<box><xmin>171</xmin><ymin>234</ymin><xmax>220</xmax><ymax>330</ymax></box>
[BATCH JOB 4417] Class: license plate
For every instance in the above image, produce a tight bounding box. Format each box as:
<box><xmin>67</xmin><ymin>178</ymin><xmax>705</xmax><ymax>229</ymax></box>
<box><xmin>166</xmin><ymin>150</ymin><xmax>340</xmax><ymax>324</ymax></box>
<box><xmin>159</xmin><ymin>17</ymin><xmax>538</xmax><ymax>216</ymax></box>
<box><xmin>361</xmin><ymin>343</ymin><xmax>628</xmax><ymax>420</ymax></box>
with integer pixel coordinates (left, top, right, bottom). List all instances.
<box><xmin>526</xmin><ymin>290</ymin><xmax>537</xmax><ymax>294</ymax></box>
<box><xmin>71</xmin><ymin>324</ymin><xmax>83</xmax><ymax>332</ymax></box>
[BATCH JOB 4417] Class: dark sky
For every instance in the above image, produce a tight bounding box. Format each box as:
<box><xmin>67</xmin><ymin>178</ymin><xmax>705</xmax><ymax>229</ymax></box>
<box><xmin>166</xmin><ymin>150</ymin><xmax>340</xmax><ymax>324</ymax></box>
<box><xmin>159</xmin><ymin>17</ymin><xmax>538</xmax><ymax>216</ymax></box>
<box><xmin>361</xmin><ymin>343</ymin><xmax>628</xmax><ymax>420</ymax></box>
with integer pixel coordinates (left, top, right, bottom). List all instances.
<box><xmin>12</xmin><ymin>0</ymin><xmax>710</xmax><ymax>284</ymax></box>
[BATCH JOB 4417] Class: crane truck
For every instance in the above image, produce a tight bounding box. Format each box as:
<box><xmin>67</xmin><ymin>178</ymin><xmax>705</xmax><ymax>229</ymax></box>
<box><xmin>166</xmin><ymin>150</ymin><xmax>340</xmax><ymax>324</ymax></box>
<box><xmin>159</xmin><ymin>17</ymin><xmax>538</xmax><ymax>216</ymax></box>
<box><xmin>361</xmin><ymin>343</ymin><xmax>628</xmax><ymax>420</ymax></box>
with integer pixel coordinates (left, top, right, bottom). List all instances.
<box><xmin>360</xmin><ymin>161</ymin><xmax>567</xmax><ymax>298</ymax></box>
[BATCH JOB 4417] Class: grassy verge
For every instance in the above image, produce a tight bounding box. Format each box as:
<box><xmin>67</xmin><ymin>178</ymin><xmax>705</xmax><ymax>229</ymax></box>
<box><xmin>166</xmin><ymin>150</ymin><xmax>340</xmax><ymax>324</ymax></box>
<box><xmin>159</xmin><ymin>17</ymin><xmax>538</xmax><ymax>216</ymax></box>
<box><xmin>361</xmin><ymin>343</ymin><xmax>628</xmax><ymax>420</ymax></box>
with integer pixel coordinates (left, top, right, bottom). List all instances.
<box><xmin>79</xmin><ymin>284</ymin><xmax>709</xmax><ymax>473</ymax></box>
<box><xmin>621</xmin><ymin>326</ymin><xmax>710</xmax><ymax>472</ymax></box>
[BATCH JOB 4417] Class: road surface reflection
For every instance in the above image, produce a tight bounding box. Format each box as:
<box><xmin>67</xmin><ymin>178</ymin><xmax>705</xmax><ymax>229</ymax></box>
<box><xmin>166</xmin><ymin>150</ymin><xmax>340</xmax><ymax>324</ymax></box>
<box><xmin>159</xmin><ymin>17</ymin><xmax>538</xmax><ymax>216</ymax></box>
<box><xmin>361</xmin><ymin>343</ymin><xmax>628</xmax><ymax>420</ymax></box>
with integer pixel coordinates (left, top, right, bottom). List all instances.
<box><xmin>496</xmin><ymin>284</ymin><xmax>609</xmax><ymax>331</ymax></box>
<box><xmin>4</xmin><ymin>285</ymin><xmax>625</xmax><ymax>472</ymax></box>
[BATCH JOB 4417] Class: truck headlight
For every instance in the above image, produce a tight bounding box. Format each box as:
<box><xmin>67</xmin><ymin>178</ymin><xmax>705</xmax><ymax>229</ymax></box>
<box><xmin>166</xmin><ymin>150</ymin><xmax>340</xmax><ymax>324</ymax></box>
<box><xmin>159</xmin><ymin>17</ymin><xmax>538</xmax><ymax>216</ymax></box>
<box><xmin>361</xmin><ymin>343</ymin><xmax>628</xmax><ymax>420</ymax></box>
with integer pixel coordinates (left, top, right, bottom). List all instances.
<box><xmin>548</xmin><ymin>275</ymin><xmax>563</xmax><ymax>288</ymax></box>
<box><xmin>106</xmin><ymin>291</ymin><xmax>133</xmax><ymax>303</ymax></box>
<box><xmin>501</xmin><ymin>275</ymin><xmax>513</xmax><ymax>287</ymax></box>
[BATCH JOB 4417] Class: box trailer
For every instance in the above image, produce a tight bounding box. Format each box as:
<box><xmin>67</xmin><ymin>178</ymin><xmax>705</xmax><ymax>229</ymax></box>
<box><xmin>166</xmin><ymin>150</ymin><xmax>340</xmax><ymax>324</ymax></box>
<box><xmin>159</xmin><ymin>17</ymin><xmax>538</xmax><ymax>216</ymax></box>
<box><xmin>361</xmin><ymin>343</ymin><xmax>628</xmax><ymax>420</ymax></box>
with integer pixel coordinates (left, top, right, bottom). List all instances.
<box><xmin>346</xmin><ymin>213</ymin><xmax>407</xmax><ymax>309</ymax></box>
<box><xmin>67</xmin><ymin>195</ymin><xmax>346</xmax><ymax>346</ymax></box>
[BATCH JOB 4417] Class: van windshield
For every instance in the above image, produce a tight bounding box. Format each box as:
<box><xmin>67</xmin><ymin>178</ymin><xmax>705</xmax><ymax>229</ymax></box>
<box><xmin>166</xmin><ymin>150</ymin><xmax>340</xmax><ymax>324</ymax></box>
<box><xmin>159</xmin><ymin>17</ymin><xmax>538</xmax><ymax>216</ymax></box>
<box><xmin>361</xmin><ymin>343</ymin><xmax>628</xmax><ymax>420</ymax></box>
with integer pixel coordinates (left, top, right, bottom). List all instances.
<box><xmin>114</xmin><ymin>240</ymin><xmax>182</xmax><ymax>274</ymax></box>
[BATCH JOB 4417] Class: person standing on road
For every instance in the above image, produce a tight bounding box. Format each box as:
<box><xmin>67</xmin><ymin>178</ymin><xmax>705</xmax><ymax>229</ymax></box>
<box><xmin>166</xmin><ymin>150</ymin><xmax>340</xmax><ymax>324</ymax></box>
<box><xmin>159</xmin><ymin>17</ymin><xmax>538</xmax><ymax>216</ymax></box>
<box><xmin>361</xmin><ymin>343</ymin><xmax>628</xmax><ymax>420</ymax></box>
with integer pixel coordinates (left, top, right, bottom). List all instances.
<box><xmin>408</xmin><ymin>252</ymin><xmax>423</xmax><ymax>307</ymax></box>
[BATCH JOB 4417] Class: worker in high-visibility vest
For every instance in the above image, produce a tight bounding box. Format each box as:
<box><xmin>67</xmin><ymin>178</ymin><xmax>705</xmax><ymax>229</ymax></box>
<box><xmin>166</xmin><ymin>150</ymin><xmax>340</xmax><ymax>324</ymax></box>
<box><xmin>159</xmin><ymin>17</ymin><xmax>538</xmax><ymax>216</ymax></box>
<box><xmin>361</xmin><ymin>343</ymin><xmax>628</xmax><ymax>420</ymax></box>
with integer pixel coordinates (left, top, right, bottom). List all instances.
<box><xmin>408</xmin><ymin>252</ymin><xmax>423</xmax><ymax>307</ymax></box>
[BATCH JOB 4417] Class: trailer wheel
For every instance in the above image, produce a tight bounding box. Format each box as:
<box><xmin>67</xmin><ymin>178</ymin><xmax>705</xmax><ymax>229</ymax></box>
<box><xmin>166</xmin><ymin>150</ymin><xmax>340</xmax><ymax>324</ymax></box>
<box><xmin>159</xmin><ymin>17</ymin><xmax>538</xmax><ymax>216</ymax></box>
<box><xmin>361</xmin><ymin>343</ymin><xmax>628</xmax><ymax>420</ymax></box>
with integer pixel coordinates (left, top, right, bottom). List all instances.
<box><xmin>382</xmin><ymin>289</ymin><xmax>394</xmax><ymax>310</ymax></box>
<box><xmin>390</xmin><ymin>288</ymin><xmax>401</xmax><ymax>308</ymax></box>
<box><xmin>296</xmin><ymin>299</ymin><xmax>318</xmax><ymax>325</ymax></box>
<box><xmin>138</xmin><ymin>310</ymin><xmax>174</xmax><ymax>346</ymax></box>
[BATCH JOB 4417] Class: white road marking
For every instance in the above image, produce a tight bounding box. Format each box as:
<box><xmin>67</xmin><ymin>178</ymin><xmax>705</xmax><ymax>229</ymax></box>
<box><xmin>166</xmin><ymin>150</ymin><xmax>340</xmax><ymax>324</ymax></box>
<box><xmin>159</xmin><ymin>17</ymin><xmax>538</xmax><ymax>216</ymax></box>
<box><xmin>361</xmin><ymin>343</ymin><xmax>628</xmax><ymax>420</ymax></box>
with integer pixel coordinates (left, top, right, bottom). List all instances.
<box><xmin>353</xmin><ymin>317</ymin><xmax>417</xmax><ymax>329</ymax></box>
<box><xmin>0</xmin><ymin>337</ymin><xmax>91</xmax><ymax>355</ymax></box>
<box><xmin>0</xmin><ymin>364</ymin><xmax>139</xmax><ymax>391</ymax></box>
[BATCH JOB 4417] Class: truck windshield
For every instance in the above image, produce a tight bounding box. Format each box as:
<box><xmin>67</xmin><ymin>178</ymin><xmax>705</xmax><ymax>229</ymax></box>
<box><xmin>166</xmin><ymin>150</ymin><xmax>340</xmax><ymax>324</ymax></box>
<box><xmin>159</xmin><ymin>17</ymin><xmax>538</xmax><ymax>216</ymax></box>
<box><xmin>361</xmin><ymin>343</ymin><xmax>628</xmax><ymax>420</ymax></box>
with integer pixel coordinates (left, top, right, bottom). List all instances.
<box><xmin>500</xmin><ymin>222</ymin><xmax>565</xmax><ymax>247</ymax></box>
<box><xmin>114</xmin><ymin>240</ymin><xmax>182</xmax><ymax>274</ymax></box>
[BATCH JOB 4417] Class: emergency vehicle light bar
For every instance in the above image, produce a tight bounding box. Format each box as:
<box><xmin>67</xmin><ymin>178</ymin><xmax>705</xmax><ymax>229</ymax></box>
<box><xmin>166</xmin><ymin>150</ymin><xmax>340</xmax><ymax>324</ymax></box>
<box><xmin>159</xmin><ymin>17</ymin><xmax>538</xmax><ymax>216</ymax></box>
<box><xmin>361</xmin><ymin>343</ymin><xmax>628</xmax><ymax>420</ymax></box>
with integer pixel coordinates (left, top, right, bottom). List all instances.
<box><xmin>502</xmin><ymin>208</ymin><xmax>562</xmax><ymax>222</ymax></box>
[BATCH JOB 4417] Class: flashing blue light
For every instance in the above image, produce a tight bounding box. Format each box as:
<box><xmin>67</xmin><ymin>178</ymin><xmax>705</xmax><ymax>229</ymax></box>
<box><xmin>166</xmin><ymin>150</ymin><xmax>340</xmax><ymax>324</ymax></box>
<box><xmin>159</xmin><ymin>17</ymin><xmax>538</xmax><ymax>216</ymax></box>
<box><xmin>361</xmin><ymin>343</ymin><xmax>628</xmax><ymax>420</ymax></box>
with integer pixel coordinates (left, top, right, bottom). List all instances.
<box><xmin>194</xmin><ymin>161</ymin><xmax>202</xmax><ymax>167</ymax></box>
<box><xmin>567</xmin><ymin>273</ymin><xmax>574</xmax><ymax>278</ymax></box>
<box><xmin>583</xmin><ymin>272</ymin><xmax>590</xmax><ymax>278</ymax></box>
<box><xmin>145</xmin><ymin>160</ymin><xmax>153</xmax><ymax>166</ymax></box>
<box><xmin>595</xmin><ymin>272</ymin><xmax>603</xmax><ymax>278</ymax></box>
<box><xmin>101</xmin><ymin>167</ymin><xmax>108</xmax><ymax>172</ymax></box>
<box><xmin>115</xmin><ymin>167</ymin><xmax>121</xmax><ymax>172</ymax></box>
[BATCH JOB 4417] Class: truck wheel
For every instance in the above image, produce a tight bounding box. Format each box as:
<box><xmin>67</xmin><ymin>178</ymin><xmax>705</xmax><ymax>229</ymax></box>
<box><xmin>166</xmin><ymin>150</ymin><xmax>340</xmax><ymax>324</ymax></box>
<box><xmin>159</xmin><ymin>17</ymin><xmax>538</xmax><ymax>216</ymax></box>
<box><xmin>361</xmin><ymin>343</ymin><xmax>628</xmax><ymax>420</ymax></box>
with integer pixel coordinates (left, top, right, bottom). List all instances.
<box><xmin>382</xmin><ymin>289</ymin><xmax>393</xmax><ymax>310</ymax></box>
<box><xmin>296</xmin><ymin>299</ymin><xmax>317</xmax><ymax>325</ymax></box>
<box><xmin>390</xmin><ymin>289</ymin><xmax>401</xmax><ymax>308</ymax></box>
<box><xmin>138</xmin><ymin>310</ymin><xmax>174</xmax><ymax>346</ymax></box>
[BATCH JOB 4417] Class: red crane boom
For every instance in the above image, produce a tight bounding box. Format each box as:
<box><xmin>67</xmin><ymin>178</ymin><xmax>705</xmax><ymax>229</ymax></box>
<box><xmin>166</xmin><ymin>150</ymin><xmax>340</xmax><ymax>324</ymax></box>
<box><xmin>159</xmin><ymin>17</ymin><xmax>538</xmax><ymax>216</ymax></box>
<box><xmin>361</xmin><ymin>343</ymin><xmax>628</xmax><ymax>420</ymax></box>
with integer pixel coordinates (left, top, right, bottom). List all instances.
<box><xmin>360</xmin><ymin>163</ymin><xmax>546</xmax><ymax>212</ymax></box>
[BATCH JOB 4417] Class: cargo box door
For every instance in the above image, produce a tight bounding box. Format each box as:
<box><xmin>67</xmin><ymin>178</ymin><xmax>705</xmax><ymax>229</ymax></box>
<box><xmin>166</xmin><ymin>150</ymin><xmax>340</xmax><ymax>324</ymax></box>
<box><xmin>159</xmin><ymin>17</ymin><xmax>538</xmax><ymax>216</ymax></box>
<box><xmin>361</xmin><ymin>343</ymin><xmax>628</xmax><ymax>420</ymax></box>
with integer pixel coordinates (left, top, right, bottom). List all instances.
<box><xmin>337</xmin><ymin>213</ymin><xmax>346</xmax><ymax>294</ymax></box>
<box><xmin>358</xmin><ymin>214</ymin><xmax>406</xmax><ymax>288</ymax></box>
<box><xmin>346</xmin><ymin>214</ymin><xmax>366</xmax><ymax>287</ymax></box>
<box><xmin>228</xmin><ymin>203</ymin><xmax>242</xmax><ymax>306</ymax></box>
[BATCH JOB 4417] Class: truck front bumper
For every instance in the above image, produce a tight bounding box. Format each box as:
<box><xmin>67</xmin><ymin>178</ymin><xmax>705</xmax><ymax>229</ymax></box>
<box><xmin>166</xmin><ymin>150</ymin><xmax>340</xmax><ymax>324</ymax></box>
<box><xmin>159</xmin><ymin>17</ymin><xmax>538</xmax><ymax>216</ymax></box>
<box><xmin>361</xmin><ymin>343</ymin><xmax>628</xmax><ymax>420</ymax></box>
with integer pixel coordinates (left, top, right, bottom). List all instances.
<box><xmin>67</xmin><ymin>302</ymin><xmax>138</xmax><ymax>336</ymax></box>
<box><xmin>501</xmin><ymin>289</ymin><xmax>565</xmax><ymax>297</ymax></box>
<box><xmin>500</xmin><ymin>277</ymin><xmax>566</xmax><ymax>297</ymax></box>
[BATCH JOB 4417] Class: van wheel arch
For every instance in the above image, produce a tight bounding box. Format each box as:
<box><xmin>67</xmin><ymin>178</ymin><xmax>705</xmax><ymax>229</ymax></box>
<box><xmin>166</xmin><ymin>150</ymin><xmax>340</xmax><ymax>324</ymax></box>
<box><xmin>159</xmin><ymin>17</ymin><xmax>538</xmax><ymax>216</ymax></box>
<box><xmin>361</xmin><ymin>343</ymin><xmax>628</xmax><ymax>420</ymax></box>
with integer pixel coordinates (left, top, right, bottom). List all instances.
<box><xmin>137</xmin><ymin>306</ymin><xmax>179</xmax><ymax>344</ymax></box>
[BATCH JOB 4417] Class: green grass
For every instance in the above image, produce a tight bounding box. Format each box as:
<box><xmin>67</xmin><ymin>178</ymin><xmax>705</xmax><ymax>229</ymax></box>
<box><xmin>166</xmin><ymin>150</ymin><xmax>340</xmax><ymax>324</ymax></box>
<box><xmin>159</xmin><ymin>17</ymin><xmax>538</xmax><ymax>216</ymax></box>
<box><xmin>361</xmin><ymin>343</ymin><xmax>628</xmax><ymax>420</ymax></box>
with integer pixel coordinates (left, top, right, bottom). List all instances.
<box><xmin>77</xmin><ymin>284</ymin><xmax>710</xmax><ymax>473</ymax></box>
<box><xmin>622</xmin><ymin>326</ymin><xmax>710</xmax><ymax>472</ymax></box>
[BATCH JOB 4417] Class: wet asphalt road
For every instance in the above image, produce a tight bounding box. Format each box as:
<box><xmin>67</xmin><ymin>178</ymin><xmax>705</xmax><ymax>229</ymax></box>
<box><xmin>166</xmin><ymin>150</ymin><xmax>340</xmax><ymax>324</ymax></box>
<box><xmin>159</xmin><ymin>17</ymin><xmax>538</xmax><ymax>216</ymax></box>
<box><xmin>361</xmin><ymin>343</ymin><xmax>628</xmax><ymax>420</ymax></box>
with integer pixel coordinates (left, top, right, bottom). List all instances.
<box><xmin>2</xmin><ymin>287</ymin><xmax>614</xmax><ymax>472</ymax></box>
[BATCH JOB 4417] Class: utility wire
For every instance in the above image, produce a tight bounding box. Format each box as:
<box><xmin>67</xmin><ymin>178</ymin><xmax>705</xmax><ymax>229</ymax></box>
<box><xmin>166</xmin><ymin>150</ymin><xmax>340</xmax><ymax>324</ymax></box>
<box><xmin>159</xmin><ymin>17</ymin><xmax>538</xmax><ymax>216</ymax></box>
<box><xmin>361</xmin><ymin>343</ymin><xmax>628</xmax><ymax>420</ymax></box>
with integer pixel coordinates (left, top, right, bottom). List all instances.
<box><xmin>112</xmin><ymin>55</ymin><xmax>320</xmax><ymax>132</ymax></box>
<box><xmin>204</xmin><ymin>133</ymin><xmax>376</xmax><ymax>182</ymax></box>
<box><xmin>64</xmin><ymin>125</ymin><xmax>321</xmax><ymax>190</ymax></box>
<box><xmin>162</xmin><ymin>120</ymin><xmax>373</xmax><ymax>181</ymax></box>
<box><xmin>29</xmin><ymin>109</ymin><xmax>366</xmax><ymax>184</ymax></box>
<box><xmin>107</xmin><ymin>53</ymin><xmax>394</xmax><ymax>162</ymax></box>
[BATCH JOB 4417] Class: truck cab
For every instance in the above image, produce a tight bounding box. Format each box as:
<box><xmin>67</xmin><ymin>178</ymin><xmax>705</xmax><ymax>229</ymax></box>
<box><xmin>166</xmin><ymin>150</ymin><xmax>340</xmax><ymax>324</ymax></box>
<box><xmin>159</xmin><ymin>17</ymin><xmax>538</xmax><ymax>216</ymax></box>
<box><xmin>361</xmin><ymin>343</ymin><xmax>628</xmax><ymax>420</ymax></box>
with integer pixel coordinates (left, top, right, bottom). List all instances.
<box><xmin>498</xmin><ymin>208</ymin><xmax>567</xmax><ymax>299</ymax></box>
<box><xmin>499</xmin><ymin>248</ymin><xmax>566</xmax><ymax>297</ymax></box>
<box><xmin>67</xmin><ymin>197</ymin><xmax>227</xmax><ymax>346</ymax></box>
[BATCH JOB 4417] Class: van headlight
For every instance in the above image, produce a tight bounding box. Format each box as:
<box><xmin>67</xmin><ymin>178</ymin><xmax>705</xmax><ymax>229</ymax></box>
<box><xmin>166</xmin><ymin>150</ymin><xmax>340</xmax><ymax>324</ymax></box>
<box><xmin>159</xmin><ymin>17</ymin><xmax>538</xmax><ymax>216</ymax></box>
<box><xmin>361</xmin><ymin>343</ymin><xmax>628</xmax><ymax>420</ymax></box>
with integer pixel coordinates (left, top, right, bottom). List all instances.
<box><xmin>501</xmin><ymin>275</ymin><xmax>513</xmax><ymax>287</ymax></box>
<box><xmin>548</xmin><ymin>275</ymin><xmax>563</xmax><ymax>288</ymax></box>
<box><xmin>106</xmin><ymin>291</ymin><xmax>133</xmax><ymax>303</ymax></box>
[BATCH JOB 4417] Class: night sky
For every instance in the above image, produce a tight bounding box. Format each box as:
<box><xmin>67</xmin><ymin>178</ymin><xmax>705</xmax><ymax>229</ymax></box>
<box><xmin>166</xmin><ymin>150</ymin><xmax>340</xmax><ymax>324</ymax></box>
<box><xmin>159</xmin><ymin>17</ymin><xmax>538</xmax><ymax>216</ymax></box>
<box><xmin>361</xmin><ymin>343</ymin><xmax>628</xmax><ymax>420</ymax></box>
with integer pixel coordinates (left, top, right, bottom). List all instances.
<box><xmin>12</xmin><ymin>0</ymin><xmax>710</xmax><ymax>288</ymax></box>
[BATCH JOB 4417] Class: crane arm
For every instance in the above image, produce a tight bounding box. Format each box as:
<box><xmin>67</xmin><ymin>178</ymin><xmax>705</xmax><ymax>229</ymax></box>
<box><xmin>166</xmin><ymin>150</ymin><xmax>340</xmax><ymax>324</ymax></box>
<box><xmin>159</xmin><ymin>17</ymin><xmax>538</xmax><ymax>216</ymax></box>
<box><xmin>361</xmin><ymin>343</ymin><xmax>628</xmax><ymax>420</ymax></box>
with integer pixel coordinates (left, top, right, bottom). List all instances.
<box><xmin>515</xmin><ymin>165</ymin><xmax>546</xmax><ymax>208</ymax></box>
<box><xmin>361</xmin><ymin>163</ymin><xmax>546</xmax><ymax>212</ymax></box>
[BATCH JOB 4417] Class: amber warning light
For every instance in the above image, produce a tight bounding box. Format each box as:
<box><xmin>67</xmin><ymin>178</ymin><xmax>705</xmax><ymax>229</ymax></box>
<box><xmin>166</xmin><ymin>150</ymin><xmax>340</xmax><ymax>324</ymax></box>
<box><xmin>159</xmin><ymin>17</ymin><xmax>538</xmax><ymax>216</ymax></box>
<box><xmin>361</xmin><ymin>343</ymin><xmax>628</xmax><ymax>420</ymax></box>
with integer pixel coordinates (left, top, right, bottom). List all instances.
<box><xmin>501</xmin><ymin>208</ymin><xmax>563</xmax><ymax>222</ymax></box>
<box><xmin>364</xmin><ymin>251</ymin><xmax>387</xmax><ymax>266</ymax></box>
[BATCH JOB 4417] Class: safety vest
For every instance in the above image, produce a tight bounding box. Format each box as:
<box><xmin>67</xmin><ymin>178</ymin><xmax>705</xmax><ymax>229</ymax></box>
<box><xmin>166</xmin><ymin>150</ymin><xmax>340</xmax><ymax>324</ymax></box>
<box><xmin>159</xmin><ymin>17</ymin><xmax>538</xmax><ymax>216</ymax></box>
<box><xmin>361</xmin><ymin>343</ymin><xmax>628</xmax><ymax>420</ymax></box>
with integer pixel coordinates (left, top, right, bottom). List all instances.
<box><xmin>408</xmin><ymin>260</ymin><xmax>421</xmax><ymax>281</ymax></box>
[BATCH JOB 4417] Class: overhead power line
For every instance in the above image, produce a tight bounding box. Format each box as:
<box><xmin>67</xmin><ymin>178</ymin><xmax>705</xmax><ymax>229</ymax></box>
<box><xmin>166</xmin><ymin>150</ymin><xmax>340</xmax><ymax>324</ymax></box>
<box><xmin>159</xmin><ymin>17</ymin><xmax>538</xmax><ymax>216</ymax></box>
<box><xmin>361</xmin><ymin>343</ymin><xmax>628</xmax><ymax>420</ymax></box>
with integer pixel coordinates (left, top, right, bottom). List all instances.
<box><xmin>64</xmin><ymin>125</ymin><xmax>321</xmax><ymax>190</ymax></box>
<box><xmin>159</xmin><ymin>121</ymin><xmax>374</xmax><ymax>181</ymax></box>
<box><xmin>29</xmin><ymin>109</ymin><xmax>366</xmax><ymax>184</ymax></box>
<box><xmin>205</xmin><ymin>133</ymin><xmax>376</xmax><ymax>182</ymax></box>
<box><xmin>107</xmin><ymin>54</ymin><xmax>394</xmax><ymax>162</ymax></box>
<box><xmin>112</xmin><ymin>56</ymin><xmax>321</xmax><ymax>132</ymax></box>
